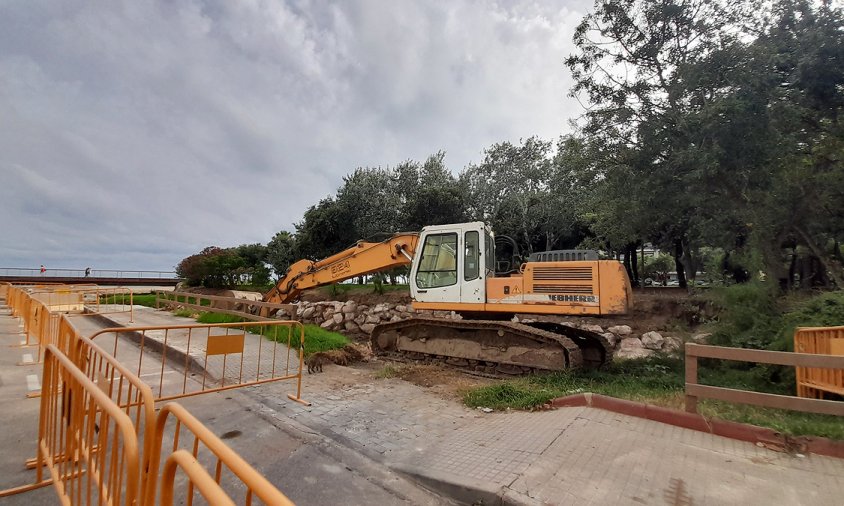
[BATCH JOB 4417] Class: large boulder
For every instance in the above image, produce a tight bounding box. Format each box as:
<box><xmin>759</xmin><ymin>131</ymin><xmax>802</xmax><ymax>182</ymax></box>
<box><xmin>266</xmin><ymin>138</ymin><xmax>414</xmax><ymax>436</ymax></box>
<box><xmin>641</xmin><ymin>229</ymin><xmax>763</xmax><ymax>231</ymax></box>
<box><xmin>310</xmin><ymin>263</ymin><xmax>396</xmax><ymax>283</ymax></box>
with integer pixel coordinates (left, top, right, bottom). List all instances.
<box><xmin>664</xmin><ymin>336</ymin><xmax>683</xmax><ymax>354</ymax></box>
<box><xmin>608</xmin><ymin>325</ymin><xmax>633</xmax><ymax>336</ymax></box>
<box><xmin>582</xmin><ymin>324</ymin><xmax>604</xmax><ymax>334</ymax></box>
<box><xmin>691</xmin><ymin>333</ymin><xmax>712</xmax><ymax>344</ymax></box>
<box><xmin>641</xmin><ymin>331</ymin><xmax>665</xmax><ymax>350</ymax></box>
<box><xmin>614</xmin><ymin>338</ymin><xmax>655</xmax><ymax>359</ymax></box>
<box><xmin>602</xmin><ymin>332</ymin><xmax>619</xmax><ymax>348</ymax></box>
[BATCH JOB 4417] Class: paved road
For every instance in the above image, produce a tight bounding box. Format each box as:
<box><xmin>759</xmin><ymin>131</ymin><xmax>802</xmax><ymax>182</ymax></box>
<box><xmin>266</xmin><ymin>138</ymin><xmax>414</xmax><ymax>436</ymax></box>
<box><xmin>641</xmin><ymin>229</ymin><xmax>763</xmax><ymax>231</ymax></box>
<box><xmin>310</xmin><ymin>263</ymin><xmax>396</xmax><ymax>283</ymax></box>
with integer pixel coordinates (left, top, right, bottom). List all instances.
<box><xmin>4</xmin><ymin>302</ymin><xmax>844</xmax><ymax>505</ymax></box>
<box><xmin>0</xmin><ymin>303</ymin><xmax>449</xmax><ymax>506</ymax></box>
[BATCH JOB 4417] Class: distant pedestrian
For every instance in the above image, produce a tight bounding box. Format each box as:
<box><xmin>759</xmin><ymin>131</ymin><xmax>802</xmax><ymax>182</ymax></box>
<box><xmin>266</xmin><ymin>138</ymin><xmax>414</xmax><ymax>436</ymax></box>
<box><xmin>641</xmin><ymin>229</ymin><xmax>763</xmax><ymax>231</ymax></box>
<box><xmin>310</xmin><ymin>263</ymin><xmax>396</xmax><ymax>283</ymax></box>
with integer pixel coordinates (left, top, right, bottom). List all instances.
<box><xmin>40</xmin><ymin>264</ymin><xmax>46</xmax><ymax>276</ymax></box>
<box><xmin>85</xmin><ymin>267</ymin><xmax>91</xmax><ymax>277</ymax></box>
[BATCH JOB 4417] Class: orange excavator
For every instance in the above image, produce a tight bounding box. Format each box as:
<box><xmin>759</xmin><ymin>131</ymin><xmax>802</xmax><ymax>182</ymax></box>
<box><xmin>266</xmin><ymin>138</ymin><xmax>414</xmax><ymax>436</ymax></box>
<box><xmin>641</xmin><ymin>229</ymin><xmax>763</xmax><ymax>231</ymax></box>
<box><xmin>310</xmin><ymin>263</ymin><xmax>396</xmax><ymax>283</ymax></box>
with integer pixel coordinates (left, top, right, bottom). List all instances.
<box><xmin>264</xmin><ymin>222</ymin><xmax>632</xmax><ymax>374</ymax></box>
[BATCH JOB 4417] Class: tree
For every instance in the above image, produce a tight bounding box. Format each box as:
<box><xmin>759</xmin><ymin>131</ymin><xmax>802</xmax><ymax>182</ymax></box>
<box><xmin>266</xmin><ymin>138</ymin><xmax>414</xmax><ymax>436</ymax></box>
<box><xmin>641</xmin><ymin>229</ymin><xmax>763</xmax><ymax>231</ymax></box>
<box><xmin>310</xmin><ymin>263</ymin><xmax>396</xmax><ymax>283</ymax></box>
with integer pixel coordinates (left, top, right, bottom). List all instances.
<box><xmin>293</xmin><ymin>197</ymin><xmax>355</xmax><ymax>260</ymax></box>
<box><xmin>175</xmin><ymin>246</ymin><xmax>245</xmax><ymax>288</ymax></box>
<box><xmin>462</xmin><ymin>137</ymin><xmax>577</xmax><ymax>255</ymax></box>
<box><xmin>398</xmin><ymin>153</ymin><xmax>467</xmax><ymax>230</ymax></box>
<box><xmin>566</xmin><ymin>0</ymin><xmax>758</xmax><ymax>287</ymax></box>
<box><xmin>266</xmin><ymin>231</ymin><xmax>297</xmax><ymax>279</ymax></box>
<box><xmin>335</xmin><ymin>167</ymin><xmax>402</xmax><ymax>240</ymax></box>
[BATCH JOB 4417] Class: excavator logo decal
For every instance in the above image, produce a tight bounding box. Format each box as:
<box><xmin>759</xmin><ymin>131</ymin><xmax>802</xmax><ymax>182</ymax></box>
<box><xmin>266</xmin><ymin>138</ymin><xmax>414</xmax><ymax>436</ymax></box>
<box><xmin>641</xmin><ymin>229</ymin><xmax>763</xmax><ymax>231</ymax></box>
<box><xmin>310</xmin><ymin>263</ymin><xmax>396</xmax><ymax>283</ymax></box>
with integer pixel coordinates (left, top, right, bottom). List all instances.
<box><xmin>331</xmin><ymin>260</ymin><xmax>352</xmax><ymax>278</ymax></box>
<box><xmin>549</xmin><ymin>294</ymin><xmax>598</xmax><ymax>303</ymax></box>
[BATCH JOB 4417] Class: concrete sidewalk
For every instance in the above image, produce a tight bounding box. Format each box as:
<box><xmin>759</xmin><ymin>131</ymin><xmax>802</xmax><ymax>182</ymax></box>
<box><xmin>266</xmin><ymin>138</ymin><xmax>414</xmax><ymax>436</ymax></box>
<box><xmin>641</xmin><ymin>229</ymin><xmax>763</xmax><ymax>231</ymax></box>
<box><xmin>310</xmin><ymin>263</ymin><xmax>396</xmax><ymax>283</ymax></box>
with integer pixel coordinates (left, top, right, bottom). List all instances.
<box><xmin>79</xmin><ymin>305</ymin><xmax>844</xmax><ymax>504</ymax></box>
<box><xmin>0</xmin><ymin>302</ymin><xmax>451</xmax><ymax>506</ymax></box>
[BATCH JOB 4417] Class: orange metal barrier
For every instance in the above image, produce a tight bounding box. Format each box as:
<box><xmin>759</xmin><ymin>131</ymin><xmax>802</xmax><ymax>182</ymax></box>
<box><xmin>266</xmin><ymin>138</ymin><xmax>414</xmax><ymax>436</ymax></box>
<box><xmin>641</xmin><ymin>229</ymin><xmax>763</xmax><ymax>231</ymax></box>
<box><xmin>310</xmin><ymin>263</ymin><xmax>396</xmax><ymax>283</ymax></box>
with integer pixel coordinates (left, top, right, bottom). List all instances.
<box><xmin>69</xmin><ymin>329</ymin><xmax>157</xmax><ymax>504</ymax></box>
<box><xmin>11</xmin><ymin>286</ymin><xmax>135</xmax><ymax>361</ymax></box>
<box><xmin>0</xmin><ymin>344</ymin><xmax>143</xmax><ymax>504</ymax></box>
<box><xmin>795</xmin><ymin>326</ymin><xmax>844</xmax><ymax>398</ymax></box>
<box><xmin>86</xmin><ymin>321</ymin><xmax>310</xmax><ymax>405</ymax></box>
<box><xmin>160</xmin><ymin>450</ymin><xmax>235</xmax><ymax>506</ymax></box>
<box><xmin>2</xmin><ymin>291</ymin><xmax>299</xmax><ymax>506</ymax></box>
<box><xmin>0</xmin><ymin>281</ymin><xmax>9</xmax><ymax>299</ymax></box>
<box><xmin>148</xmin><ymin>403</ymin><xmax>294</xmax><ymax>506</ymax></box>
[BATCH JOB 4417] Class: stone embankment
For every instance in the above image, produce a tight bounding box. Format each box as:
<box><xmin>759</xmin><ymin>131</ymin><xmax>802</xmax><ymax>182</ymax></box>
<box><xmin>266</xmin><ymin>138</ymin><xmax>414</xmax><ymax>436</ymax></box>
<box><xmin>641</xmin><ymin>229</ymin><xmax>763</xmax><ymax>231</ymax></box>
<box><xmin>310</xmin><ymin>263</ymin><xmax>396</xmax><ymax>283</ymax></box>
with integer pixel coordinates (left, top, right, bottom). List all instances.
<box><xmin>285</xmin><ymin>300</ymin><xmax>710</xmax><ymax>359</ymax></box>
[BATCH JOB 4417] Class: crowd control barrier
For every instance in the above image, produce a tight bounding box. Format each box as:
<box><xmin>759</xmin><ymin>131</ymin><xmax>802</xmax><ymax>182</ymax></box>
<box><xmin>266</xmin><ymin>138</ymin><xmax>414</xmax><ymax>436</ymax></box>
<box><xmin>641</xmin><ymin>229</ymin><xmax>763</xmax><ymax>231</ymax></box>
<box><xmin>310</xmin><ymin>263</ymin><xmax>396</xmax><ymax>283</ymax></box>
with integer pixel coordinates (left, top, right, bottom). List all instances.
<box><xmin>148</xmin><ymin>403</ymin><xmax>294</xmax><ymax>506</ymax></box>
<box><xmin>160</xmin><ymin>450</ymin><xmax>235</xmax><ymax>506</ymax></box>
<box><xmin>0</xmin><ymin>344</ymin><xmax>145</xmax><ymax>504</ymax></box>
<box><xmin>87</xmin><ymin>321</ymin><xmax>310</xmax><ymax>405</ymax></box>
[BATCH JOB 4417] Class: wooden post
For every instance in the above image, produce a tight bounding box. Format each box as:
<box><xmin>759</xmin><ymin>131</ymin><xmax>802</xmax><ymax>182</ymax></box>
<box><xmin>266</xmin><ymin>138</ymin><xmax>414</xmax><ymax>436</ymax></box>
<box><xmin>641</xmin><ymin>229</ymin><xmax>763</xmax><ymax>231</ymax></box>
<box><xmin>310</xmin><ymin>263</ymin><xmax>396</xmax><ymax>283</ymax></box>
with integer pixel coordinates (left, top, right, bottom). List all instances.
<box><xmin>685</xmin><ymin>345</ymin><xmax>699</xmax><ymax>413</ymax></box>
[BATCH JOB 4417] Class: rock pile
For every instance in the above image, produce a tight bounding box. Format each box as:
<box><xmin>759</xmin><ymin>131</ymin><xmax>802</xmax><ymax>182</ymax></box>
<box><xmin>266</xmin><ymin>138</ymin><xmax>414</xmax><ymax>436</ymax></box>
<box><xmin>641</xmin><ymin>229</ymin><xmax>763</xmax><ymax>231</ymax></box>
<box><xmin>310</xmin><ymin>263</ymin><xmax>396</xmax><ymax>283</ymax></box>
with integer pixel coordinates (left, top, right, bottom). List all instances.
<box><xmin>284</xmin><ymin>300</ymin><xmax>702</xmax><ymax>360</ymax></box>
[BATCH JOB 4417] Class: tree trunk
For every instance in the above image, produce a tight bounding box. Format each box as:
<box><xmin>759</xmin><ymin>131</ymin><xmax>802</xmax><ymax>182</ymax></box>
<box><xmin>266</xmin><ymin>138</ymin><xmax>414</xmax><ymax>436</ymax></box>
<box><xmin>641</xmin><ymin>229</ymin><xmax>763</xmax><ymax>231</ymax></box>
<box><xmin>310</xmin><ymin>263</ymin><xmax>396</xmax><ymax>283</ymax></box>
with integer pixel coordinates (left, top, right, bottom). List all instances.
<box><xmin>640</xmin><ymin>244</ymin><xmax>646</xmax><ymax>284</ymax></box>
<box><xmin>622</xmin><ymin>248</ymin><xmax>634</xmax><ymax>285</ymax></box>
<box><xmin>680</xmin><ymin>238</ymin><xmax>695</xmax><ymax>282</ymax></box>
<box><xmin>674</xmin><ymin>240</ymin><xmax>688</xmax><ymax>288</ymax></box>
<box><xmin>794</xmin><ymin>226</ymin><xmax>844</xmax><ymax>289</ymax></box>
<box><xmin>629</xmin><ymin>245</ymin><xmax>640</xmax><ymax>287</ymax></box>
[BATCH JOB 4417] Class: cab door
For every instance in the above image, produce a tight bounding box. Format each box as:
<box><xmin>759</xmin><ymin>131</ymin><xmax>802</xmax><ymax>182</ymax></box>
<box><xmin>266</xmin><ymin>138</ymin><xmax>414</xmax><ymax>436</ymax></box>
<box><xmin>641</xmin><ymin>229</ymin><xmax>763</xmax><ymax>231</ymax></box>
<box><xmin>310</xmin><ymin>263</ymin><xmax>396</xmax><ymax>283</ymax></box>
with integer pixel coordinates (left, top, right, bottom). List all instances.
<box><xmin>411</xmin><ymin>222</ymin><xmax>487</xmax><ymax>305</ymax></box>
<box><xmin>460</xmin><ymin>226</ymin><xmax>486</xmax><ymax>303</ymax></box>
<box><xmin>411</xmin><ymin>227</ymin><xmax>462</xmax><ymax>303</ymax></box>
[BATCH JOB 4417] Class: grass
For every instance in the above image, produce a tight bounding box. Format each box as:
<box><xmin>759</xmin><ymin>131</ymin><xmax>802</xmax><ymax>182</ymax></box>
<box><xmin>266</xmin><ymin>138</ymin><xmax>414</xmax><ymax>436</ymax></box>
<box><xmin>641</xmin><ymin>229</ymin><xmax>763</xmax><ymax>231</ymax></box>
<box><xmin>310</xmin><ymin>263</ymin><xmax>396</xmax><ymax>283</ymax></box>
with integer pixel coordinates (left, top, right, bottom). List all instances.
<box><xmin>99</xmin><ymin>293</ymin><xmax>158</xmax><ymax>307</ymax></box>
<box><xmin>375</xmin><ymin>365</ymin><xmax>399</xmax><ymax>379</ymax></box>
<box><xmin>463</xmin><ymin>355</ymin><xmax>844</xmax><ymax>440</ymax></box>
<box><xmin>464</xmin><ymin>356</ymin><xmax>683</xmax><ymax>411</ymax></box>
<box><xmin>190</xmin><ymin>312</ymin><xmax>348</xmax><ymax>356</ymax></box>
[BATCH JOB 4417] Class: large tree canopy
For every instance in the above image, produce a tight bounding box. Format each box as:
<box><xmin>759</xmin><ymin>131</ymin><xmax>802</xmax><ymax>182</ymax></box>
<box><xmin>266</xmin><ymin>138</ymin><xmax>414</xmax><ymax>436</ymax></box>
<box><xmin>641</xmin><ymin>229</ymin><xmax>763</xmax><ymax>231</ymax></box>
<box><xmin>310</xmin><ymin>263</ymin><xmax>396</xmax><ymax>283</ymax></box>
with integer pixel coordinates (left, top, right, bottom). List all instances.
<box><xmin>176</xmin><ymin>0</ymin><xmax>843</xmax><ymax>293</ymax></box>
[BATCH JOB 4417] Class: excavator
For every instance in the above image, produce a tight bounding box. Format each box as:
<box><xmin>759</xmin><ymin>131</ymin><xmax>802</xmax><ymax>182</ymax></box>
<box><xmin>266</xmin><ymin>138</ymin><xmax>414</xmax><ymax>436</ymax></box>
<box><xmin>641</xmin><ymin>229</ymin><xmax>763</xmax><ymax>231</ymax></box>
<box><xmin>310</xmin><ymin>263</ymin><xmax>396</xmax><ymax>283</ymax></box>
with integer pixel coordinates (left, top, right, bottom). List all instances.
<box><xmin>264</xmin><ymin>221</ymin><xmax>632</xmax><ymax>374</ymax></box>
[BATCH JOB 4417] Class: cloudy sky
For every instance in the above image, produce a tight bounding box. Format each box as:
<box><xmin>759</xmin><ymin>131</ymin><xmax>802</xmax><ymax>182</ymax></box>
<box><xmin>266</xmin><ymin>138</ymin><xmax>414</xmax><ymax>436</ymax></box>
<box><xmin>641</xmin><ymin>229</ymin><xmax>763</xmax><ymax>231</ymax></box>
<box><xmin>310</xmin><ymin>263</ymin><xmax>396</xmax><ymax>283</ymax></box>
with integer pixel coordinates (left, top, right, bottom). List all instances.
<box><xmin>1</xmin><ymin>0</ymin><xmax>593</xmax><ymax>272</ymax></box>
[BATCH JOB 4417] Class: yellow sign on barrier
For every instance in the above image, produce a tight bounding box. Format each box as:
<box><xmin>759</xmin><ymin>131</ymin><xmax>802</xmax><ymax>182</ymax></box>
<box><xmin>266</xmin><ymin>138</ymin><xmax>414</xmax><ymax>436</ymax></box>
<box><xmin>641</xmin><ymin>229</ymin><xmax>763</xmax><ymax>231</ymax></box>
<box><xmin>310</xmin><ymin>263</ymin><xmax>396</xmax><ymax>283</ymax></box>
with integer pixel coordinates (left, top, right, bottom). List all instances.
<box><xmin>206</xmin><ymin>333</ymin><xmax>246</xmax><ymax>356</ymax></box>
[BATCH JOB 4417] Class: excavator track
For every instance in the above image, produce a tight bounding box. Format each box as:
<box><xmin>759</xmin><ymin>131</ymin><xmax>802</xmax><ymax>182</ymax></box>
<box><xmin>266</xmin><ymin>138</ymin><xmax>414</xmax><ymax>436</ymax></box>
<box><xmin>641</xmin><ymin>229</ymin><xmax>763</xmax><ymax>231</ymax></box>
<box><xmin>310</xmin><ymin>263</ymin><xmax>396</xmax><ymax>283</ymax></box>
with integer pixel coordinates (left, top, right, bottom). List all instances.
<box><xmin>370</xmin><ymin>317</ymin><xmax>602</xmax><ymax>376</ymax></box>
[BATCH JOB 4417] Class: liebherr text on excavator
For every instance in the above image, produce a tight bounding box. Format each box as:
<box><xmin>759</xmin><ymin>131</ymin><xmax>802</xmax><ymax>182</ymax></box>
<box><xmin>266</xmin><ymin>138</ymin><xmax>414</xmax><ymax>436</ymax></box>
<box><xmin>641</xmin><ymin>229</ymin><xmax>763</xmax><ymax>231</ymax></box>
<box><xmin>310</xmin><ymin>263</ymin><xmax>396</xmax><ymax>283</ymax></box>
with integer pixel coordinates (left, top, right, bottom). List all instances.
<box><xmin>264</xmin><ymin>222</ymin><xmax>632</xmax><ymax>374</ymax></box>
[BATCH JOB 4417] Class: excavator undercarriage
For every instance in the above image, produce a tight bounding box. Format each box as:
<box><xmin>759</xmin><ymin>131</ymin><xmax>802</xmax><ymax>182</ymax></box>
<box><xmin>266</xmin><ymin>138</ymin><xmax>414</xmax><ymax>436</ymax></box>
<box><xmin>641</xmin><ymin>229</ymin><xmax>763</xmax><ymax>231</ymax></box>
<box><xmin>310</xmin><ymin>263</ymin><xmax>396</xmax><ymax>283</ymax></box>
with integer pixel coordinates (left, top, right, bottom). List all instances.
<box><xmin>370</xmin><ymin>317</ymin><xmax>613</xmax><ymax>376</ymax></box>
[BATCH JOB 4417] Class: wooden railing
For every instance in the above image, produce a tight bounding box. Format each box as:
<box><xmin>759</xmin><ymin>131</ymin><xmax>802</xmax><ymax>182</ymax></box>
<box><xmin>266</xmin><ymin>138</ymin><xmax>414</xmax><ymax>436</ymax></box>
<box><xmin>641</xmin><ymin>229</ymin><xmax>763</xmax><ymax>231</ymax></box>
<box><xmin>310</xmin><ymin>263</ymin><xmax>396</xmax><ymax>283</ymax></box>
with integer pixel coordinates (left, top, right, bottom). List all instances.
<box><xmin>155</xmin><ymin>290</ymin><xmax>295</xmax><ymax>320</ymax></box>
<box><xmin>685</xmin><ymin>343</ymin><xmax>844</xmax><ymax>416</ymax></box>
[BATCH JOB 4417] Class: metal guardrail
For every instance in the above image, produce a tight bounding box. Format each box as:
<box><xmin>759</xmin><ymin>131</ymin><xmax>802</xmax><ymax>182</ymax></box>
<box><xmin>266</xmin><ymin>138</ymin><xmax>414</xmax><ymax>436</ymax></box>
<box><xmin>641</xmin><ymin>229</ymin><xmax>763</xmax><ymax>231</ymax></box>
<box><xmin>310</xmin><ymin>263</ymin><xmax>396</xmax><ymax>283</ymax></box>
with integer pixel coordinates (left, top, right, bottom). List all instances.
<box><xmin>685</xmin><ymin>342</ymin><xmax>844</xmax><ymax>416</ymax></box>
<box><xmin>0</xmin><ymin>267</ymin><xmax>179</xmax><ymax>279</ymax></box>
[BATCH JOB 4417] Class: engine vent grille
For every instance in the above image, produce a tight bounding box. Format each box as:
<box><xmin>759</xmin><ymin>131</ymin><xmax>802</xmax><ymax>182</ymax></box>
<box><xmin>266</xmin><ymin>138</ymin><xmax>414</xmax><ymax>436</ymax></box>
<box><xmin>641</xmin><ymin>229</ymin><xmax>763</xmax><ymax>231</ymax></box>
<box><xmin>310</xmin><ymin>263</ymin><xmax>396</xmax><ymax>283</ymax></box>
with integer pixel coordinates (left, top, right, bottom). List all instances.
<box><xmin>533</xmin><ymin>266</ymin><xmax>593</xmax><ymax>281</ymax></box>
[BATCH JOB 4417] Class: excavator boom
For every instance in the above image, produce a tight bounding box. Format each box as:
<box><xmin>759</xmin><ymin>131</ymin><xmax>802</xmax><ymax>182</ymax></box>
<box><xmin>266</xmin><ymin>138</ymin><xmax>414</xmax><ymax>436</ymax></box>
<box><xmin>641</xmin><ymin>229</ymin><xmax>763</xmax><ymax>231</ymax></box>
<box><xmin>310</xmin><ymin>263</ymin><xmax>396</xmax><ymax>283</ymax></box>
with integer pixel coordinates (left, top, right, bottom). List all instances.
<box><xmin>264</xmin><ymin>233</ymin><xmax>420</xmax><ymax>304</ymax></box>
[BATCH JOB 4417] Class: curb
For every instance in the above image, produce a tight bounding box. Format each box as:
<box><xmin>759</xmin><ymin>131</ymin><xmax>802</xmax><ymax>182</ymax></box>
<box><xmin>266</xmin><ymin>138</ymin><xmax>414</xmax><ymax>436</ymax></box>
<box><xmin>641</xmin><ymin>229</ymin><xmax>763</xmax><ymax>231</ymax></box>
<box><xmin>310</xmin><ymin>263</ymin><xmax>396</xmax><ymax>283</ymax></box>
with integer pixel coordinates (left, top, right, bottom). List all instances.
<box><xmin>391</xmin><ymin>463</ymin><xmax>540</xmax><ymax>506</ymax></box>
<box><xmin>83</xmin><ymin>311</ymin><xmax>208</xmax><ymax>376</ymax></box>
<box><xmin>551</xmin><ymin>392</ymin><xmax>844</xmax><ymax>459</ymax></box>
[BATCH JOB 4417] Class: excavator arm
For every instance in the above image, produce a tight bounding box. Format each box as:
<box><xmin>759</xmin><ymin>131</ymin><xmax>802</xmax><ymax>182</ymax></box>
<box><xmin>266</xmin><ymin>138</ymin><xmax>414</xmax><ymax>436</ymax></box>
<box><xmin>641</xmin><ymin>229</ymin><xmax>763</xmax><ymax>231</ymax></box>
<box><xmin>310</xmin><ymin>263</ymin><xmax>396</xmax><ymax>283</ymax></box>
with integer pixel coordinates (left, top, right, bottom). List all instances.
<box><xmin>264</xmin><ymin>233</ymin><xmax>420</xmax><ymax>304</ymax></box>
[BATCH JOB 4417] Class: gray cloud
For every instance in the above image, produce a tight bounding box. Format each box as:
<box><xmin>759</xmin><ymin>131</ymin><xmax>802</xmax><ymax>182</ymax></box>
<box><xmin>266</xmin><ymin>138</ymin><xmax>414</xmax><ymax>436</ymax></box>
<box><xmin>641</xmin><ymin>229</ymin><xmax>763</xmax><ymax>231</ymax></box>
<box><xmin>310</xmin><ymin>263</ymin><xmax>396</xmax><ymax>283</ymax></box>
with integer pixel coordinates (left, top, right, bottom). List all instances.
<box><xmin>0</xmin><ymin>0</ymin><xmax>592</xmax><ymax>271</ymax></box>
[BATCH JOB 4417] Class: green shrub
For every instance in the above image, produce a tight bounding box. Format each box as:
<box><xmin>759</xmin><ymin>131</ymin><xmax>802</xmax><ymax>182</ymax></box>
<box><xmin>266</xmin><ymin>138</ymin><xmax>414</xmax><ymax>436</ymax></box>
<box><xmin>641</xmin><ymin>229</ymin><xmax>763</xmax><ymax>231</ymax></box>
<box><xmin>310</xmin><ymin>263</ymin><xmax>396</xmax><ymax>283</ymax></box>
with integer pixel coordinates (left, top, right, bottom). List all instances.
<box><xmin>192</xmin><ymin>312</ymin><xmax>348</xmax><ymax>356</ymax></box>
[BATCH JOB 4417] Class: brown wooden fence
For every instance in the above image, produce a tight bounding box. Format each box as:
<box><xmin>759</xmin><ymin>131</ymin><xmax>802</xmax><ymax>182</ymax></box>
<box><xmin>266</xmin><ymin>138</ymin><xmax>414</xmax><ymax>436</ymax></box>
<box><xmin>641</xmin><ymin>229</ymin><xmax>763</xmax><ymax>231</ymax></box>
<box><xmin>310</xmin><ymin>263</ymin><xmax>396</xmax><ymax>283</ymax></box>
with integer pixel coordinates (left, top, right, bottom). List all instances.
<box><xmin>685</xmin><ymin>343</ymin><xmax>844</xmax><ymax>415</ymax></box>
<box><xmin>155</xmin><ymin>290</ymin><xmax>295</xmax><ymax>320</ymax></box>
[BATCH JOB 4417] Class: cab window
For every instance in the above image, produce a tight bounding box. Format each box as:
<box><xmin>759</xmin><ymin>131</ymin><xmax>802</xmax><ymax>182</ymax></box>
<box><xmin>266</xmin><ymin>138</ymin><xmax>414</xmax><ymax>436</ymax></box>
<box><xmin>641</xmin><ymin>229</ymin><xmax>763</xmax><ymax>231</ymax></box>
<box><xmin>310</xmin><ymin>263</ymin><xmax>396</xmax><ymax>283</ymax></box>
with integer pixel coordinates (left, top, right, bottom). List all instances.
<box><xmin>465</xmin><ymin>231</ymin><xmax>480</xmax><ymax>281</ymax></box>
<box><xmin>416</xmin><ymin>233</ymin><xmax>458</xmax><ymax>288</ymax></box>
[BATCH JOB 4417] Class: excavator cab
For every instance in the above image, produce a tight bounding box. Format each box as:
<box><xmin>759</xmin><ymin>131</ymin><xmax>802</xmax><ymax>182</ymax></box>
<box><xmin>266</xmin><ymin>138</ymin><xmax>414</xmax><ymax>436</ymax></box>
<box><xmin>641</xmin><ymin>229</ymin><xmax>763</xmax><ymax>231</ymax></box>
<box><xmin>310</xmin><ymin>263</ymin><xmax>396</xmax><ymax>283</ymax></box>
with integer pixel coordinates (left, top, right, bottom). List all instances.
<box><xmin>410</xmin><ymin>222</ymin><xmax>492</xmax><ymax>306</ymax></box>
